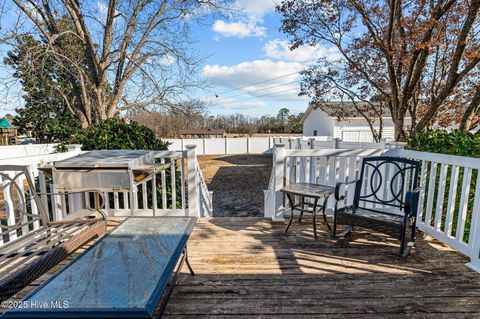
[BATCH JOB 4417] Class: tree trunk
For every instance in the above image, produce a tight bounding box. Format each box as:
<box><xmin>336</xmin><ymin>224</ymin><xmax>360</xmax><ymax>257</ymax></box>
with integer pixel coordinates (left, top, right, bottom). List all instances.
<box><xmin>459</xmin><ymin>87</ymin><xmax>480</xmax><ymax>131</ymax></box>
<box><xmin>393</xmin><ymin>113</ymin><xmax>405</xmax><ymax>141</ymax></box>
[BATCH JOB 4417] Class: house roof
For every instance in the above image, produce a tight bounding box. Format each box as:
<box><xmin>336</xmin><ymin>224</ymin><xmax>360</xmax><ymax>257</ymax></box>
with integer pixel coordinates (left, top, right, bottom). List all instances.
<box><xmin>180</xmin><ymin>128</ymin><xmax>225</xmax><ymax>135</ymax></box>
<box><xmin>300</xmin><ymin>102</ymin><xmax>391</xmax><ymax>123</ymax></box>
<box><xmin>0</xmin><ymin>118</ymin><xmax>13</xmax><ymax>129</ymax></box>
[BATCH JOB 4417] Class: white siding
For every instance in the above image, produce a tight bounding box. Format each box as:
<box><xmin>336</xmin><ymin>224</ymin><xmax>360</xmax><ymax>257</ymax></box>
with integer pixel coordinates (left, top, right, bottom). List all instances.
<box><xmin>333</xmin><ymin>118</ymin><xmax>397</xmax><ymax>142</ymax></box>
<box><xmin>302</xmin><ymin>109</ymin><xmax>335</xmax><ymax>136</ymax></box>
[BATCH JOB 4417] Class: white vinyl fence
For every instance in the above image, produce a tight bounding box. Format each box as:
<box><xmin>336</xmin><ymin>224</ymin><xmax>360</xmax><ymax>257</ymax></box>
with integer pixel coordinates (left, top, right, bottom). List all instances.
<box><xmin>164</xmin><ymin>136</ymin><xmax>331</xmax><ymax>155</ymax></box>
<box><xmin>0</xmin><ymin>143</ymin><xmax>59</xmax><ymax>159</ymax></box>
<box><xmin>264</xmin><ymin>143</ymin><xmax>480</xmax><ymax>272</ymax></box>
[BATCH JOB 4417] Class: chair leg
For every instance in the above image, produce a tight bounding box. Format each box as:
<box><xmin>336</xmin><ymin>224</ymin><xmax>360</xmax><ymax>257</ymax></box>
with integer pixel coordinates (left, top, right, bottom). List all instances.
<box><xmin>399</xmin><ymin>219</ymin><xmax>410</xmax><ymax>256</ymax></box>
<box><xmin>410</xmin><ymin>218</ymin><xmax>417</xmax><ymax>241</ymax></box>
<box><xmin>333</xmin><ymin>225</ymin><xmax>353</xmax><ymax>238</ymax></box>
<box><xmin>332</xmin><ymin>210</ymin><xmax>352</xmax><ymax>238</ymax></box>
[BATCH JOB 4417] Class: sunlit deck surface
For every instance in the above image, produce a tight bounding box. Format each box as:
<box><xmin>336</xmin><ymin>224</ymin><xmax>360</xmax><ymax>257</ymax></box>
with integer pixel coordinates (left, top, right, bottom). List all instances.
<box><xmin>4</xmin><ymin>217</ymin><xmax>480</xmax><ymax>318</ymax></box>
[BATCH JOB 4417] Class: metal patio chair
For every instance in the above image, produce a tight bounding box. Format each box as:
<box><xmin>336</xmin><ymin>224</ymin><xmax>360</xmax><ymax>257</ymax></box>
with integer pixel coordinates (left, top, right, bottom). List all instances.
<box><xmin>332</xmin><ymin>156</ymin><xmax>421</xmax><ymax>256</ymax></box>
<box><xmin>0</xmin><ymin>165</ymin><xmax>107</xmax><ymax>301</ymax></box>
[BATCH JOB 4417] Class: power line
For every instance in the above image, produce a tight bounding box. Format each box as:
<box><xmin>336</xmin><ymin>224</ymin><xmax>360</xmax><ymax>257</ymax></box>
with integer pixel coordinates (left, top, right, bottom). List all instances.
<box><xmin>206</xmin><ymin>71</ymin><xmax>301</xmax><ymax>98</ymax></box>
<box><xmin>213</xmin><ymin>80</ymin><xmax>301</xmax><ymax>102</ymax></box>
<box><xmin>210</xmin><ymin>87</ymin><xmax>300</xmax><ymax>107</ymax></box>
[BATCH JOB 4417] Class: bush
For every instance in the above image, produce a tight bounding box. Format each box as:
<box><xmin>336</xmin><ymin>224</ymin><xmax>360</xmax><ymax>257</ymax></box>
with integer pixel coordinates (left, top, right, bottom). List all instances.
<box><xmin>72</xmin><ymin>117</ymin><xmax>169</xmax><ymax>151</ymax></box>
<box><xmin>407</xmin><ymin>129</ymin><xmax>480</xmax><ymax>242</ymax></box>
<box><xmin>406</xmin><ymin>130</ymin><xmax>480</xmax><ymax>157</ymax></box>
<box><xmin>67</xmin><ymin>117</ymin><xmax>180</xmax><ymax>208</ymax></box>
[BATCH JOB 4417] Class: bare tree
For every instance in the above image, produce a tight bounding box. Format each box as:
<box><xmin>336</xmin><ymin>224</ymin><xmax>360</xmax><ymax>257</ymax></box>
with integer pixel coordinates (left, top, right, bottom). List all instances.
<box><xmin>278</xmin><ymin>0</ymin><xmax>480</xmax><ymax>140</ymax></box>
<box><xmin>128</xmin><ymin>99</ymin><xmax>208</xmax><ymax>137</ymax></box>
<box><xmin>1</xmin><ymin>0</ymin><xmax>230</xmax><ymax>127</ymax></box>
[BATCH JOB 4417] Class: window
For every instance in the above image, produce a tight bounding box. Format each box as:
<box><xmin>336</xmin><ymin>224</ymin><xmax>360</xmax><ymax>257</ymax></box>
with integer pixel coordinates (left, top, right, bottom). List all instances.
<box><xmin>313</xmin><ymin>130</ymin><xmax>318</xmax><ymax>136</ymax></box>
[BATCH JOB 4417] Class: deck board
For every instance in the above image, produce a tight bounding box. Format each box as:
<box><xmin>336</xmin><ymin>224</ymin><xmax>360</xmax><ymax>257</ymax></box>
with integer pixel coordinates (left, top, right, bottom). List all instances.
<box><xmin>2</xmin><ymin>217</ymin><xmax>480</xmax><ymax>318</ymax></box>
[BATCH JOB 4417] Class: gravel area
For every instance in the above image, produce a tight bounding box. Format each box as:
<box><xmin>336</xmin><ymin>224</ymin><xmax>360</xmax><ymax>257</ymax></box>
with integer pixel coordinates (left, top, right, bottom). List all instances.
<box><xmin>197</xmin><ymin>154</ymin><xmax>272</xmax><ymax>217</ymax></box>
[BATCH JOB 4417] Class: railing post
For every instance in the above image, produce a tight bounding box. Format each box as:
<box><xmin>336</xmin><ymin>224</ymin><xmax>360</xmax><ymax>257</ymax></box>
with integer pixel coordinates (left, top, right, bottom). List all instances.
<box><xmin>379</xmin><ymin>138</ymin><xmax>387</xmax><ymax>149</ymax></box>
<box><xmin>272</xmin><ymin>144</ymin><xmax>286</xmax><ymax>221</ymax></box>
<box><xmin>186</xmin><ymin>145</ymin><xmax>198</xmax><ymax>217</ymax></box>
<box><xmin>309</xmin><ymin>137</ymin><xmax>315</xmax><ymax>149</ymax></box>
<box><xmin>332</xmin><ymin>138</ymin><xmax>340</xmax><ymax>149</ymax></box>
<box><xmin>247</xmin><ymin>137</ymin><xmax>250</xmax><ymax>154</ymax></box>
<box><xmin>203</xmin><ymin>138</ymin><xmax>207</xmax><ymax>155</ymax></box>
<box><xmin>225</xmin><ymin>137</ymin><xmax>229</xmax><ymax>154</ymax></box>
<box><xmin>467</xmin><ymin>216</ymin><xmax>480</xmax><ymax>272</ymax></box>
<box><xmin>467</xmin><ymin>175</ymin><xmax>480</xmax><ymax>272</ymax></box>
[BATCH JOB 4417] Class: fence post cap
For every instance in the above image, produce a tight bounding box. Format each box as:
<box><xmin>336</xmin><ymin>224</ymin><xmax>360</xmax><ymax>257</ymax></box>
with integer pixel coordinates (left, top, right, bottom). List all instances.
<box><xmin>185</xmin><ymin>144</ymin><xmax>197</xmax><ymax>150</ymax></box>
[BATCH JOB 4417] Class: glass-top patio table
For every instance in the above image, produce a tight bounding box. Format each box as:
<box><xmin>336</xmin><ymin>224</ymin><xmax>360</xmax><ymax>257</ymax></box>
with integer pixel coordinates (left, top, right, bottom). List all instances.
<box><xmin>4</xmin><ymin>216</ymin><xmax>196</xmax><ymax>319</ymax></box>
<box><xmin>281</xmin><ymin>183</ymin><xmax>335</xmax><ymax>239</ymax></box>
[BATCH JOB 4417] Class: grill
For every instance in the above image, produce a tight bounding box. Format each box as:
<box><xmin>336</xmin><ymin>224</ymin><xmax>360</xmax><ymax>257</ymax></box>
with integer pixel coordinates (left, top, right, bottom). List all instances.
<box><xmin>43</xmin><ymin>150</ymin><xmax>169</xmax><ymax>192</ymax></box>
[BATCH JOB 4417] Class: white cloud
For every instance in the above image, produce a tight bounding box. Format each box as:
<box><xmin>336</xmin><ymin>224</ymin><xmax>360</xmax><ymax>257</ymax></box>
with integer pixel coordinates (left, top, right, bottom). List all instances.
<box><xmin>263</xmin><ymin>39</ymin><xmax>342</xmax><ymax>63</ymax></box>
<box><xmin>223</xmin><ymin>101</ymin><xmax>267</xmax><ymax>110</ymax></box>
<box><xmin>202</xmin><ymin>59</ymin><xmax>308</xmax><ymax>102</ymax></box>
<box><xmin>212</xmin><ymin>20</ymin><xmax>266</xmax><ymax>38</ymax></box>
<box><xmin>235</xmin><ymin>0</ymin><xmax>276</xmax><ymax>21</ymax></box>
<box><xmin>160</xmin><ymin>54</ymin><xmax>176</xmax><ymax>66</ymax></box>
<box><xmin>212</xmin><ymin>0</ymin><xmax>275</xmax><ymax>39</ymax></box>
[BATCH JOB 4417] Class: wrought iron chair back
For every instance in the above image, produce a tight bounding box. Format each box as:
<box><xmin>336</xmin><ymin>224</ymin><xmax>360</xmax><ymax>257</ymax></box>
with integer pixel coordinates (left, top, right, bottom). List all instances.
<box><xmin>0</xmin><ymin>165</ymin><xmax>107</xmax><ymax>301</ymax></box>
<box><xmin>354</xmin><ymin>156</ymin><xmax>420</xmax><ymax>214</ymax></box>
<box><xmin>0</xmin><ymin>166</ymin><xmax>49</xmax><ymax>246</ymax></box>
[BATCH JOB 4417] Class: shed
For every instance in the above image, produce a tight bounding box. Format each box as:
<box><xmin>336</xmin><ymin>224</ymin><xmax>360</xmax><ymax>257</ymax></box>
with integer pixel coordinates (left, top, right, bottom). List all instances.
<box><xmin>300</xmin><ymin>102</ymin><xmax>410</xmax><ymax>142</ymax></box>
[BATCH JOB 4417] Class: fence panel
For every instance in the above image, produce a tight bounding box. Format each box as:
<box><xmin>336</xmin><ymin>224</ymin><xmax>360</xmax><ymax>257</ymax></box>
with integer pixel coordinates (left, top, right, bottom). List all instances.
<box><xmin>166</xmin><ymin>136</ymin><xmax>333</xmax><ymax>155</ymax></box>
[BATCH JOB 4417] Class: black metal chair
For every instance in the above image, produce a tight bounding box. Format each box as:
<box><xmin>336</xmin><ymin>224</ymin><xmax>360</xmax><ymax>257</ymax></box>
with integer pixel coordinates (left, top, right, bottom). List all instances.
<box><xmin>332</xmin><ymin>156</ymin><xmax>421</xmax><ymax>256</ymax></box>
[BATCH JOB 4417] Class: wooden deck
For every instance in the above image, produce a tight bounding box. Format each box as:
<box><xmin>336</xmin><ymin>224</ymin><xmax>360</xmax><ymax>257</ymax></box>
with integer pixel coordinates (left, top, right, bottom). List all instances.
<box><xmin>4</xmin><ymin>217</ymin><xmax>480</xmax><ymax>318</ymax></box>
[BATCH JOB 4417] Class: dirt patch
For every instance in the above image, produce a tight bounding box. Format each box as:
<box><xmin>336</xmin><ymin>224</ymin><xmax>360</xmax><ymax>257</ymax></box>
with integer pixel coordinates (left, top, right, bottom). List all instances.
<box><xmin>197</xmin><ymin>154</ymin><xmax>272</xmax><ymax>217</ymax></box>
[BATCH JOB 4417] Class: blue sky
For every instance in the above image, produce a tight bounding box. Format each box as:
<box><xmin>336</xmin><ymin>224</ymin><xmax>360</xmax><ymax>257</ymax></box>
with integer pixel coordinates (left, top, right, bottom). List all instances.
<box><xmin>190</xmin><ymin>0</ymin><xmax>340</xmax><ymax>117</ymax></box>
<box><xmin>0</xmin><ymin>0</ymin><xmax>341</xmax><ymax>118</ymax></box>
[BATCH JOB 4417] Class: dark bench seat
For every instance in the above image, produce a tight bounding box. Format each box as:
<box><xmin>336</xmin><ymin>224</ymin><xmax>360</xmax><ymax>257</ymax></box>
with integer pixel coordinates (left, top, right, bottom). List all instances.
<box><xmin>3</xmin><ymin>216</ymin><xmax>196</xmax><ymax>319</ymax></box>
<box><xmin>333</xmin><ymin>156</ymin><xmax>421</xmax><ymax>256</ymax></box>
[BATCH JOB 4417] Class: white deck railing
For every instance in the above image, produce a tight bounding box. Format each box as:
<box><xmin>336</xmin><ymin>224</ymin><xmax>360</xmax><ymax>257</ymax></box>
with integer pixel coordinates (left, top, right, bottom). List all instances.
<box><xmin>265</xmin><ymin>143</ymin><xmax>480</xmax><ymax>272</ymax></box>
<box><xmin>389</xmin><ymin>148</ymin><xmax>480</xmax><ymax>272</ymax></box>
<box><xmin>0</xmin><ymin>144</ymin><xmax>212</xmax><ymax>247</ymax></box>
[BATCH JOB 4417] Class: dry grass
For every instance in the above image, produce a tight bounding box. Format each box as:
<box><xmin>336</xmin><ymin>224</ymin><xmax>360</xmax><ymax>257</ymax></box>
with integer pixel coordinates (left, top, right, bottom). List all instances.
<box><xmin>197</xmin><ymin>154</ymin><xmax>272</xmax><ymax>217</ymax></box>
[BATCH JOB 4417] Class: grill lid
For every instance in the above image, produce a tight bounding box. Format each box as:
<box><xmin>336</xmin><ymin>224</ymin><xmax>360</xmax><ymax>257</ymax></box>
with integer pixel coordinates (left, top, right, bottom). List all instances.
<box><xmin>53</xmin><ymin>150</ymin><xmax>155</xmax><ymax>169</ymax></box>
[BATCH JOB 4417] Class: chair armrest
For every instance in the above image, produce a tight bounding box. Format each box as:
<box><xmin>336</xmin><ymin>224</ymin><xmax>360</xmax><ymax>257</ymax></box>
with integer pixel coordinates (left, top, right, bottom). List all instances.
<box><xmin>335</xmin><ymin>179</ymin><xmax>360</xmax><ymax>201</ymax></box>
<box><xmin>405</xmin><ymin>187</ymin><xmax>421</xmax><ymax>217</ymax></box>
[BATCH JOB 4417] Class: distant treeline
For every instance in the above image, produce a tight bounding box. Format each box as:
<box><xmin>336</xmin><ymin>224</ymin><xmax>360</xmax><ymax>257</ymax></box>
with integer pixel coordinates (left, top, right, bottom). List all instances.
<box><xmin>128</xmin><ymin>107</ymin><xmax>303</xmax><ymax>138</ymax></box>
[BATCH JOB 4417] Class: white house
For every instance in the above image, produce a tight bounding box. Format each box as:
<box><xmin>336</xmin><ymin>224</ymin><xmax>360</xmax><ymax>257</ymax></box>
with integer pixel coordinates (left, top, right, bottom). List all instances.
<box><xmin>301</xmin><ymin>102</ymin><xmax>409</xmax><ymax>142</ymax></box>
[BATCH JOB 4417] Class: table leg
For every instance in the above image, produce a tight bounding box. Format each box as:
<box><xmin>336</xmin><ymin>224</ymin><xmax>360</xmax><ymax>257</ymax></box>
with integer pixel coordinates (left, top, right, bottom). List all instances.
<box><xmin>184</xmin><ymin>247</ymin><xmax>195</xmax><ymax>276</ymax></box>
<box><xmin>283</xmin><ymin>193</ymin><xmax>295</xmax><ymax>236</ymax></box>
<box><xmin>312</xmin><ymin>197</ymin><xmax>319</xmax><ymax>240</ymax></box>
<box><xmin>321</xmin><ymin>195</ymin><xmax>331</xmax><ymax>231</ymax></box>
<box><xmin>299</xmin><ymin>196</ymin><xmax>304</xmax><ymax>222</ymax></box>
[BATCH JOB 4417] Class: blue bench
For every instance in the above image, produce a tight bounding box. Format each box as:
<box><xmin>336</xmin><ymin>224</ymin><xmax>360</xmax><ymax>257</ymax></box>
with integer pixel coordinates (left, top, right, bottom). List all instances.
<box><xmin>4</xmin><ymin>217</ymin><xmax>196</xmax><ymax>318</ymax></box>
